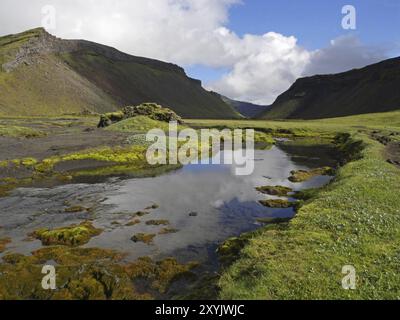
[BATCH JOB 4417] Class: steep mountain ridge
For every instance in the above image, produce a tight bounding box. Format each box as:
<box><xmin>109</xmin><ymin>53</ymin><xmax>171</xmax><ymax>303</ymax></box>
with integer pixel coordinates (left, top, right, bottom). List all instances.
<box><xmin>0</xmin><ymin>28</ymin><xmax>240</xmax><ymax>118</ymax></box>
<box><xmin>259</xmin><ymin>57</ymin><xmax>400</xmax><ymax>119</ymax></box>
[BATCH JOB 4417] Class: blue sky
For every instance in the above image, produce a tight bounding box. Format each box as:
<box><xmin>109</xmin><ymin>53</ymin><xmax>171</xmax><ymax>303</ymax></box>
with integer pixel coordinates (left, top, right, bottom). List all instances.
<box><xmin>187</xmin><ymin>0</ymin><xmax>400</xmax><ymax>83</ymax></box>
<box><xmin>1</xmin><ymin>0</ymin><xmax>399</xmax><ymax>104</ymax></box>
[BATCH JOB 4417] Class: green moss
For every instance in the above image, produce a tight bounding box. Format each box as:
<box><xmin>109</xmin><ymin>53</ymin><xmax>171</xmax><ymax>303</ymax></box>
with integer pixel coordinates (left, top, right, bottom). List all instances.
<box><xmin>256</xmin><ymin>185</ymin><xmax>293</xmax><ymax>196</ymax></box>
<box><xmin>20</xmin><ymin>157</ymin><xmax>38</xmax><ymax>167</ymax></box>
<box><xmin>255</xmin><ymin>217</ymin><xmax>292</xmax><ymax>224</ymax></box>
<box><xmin>131</xmin><ymin>233</ymin><xmax>156</xmax><ymax>245</ymax></box>
<box><xmin>217</xmin><ymin>233</ymin><xmax>256</xmax><ymax>267</ymax></box>
<box><xmin>289</xmin><ymin>166</ymin><xmax>335</xmax><ymax>183</ymax></box>
<box><xmin>0</xmin><ymin>125</ymin><xmax>46</xmax><ymax>138</ymax></box>
<box><xmin>292</xmin><ymin>188</ymin><xmax>319</xmax><ymax>201</ymax></box>
<box><xmin>106</xmin><ymin>115</ymin><xmax>175</xmax><ymax>133</ymax></box>
<box><xmin>0</xmin><ymin>245</ymin><xmax>198</xmax><ymax>300</ymax></box>
<box><xmin>259</xmin><ymin>199</ymin><xmax>296</xmax><ymax>208</ymax></box>
<box><xmin>124</xmin><ymin>257</ymin><xmax>198</xmax><ymax>294</ymax></box>
<box><xmin>31</xmin><ymin>221</ymin><xmax>103</xmax><ymax>246</ymax></box>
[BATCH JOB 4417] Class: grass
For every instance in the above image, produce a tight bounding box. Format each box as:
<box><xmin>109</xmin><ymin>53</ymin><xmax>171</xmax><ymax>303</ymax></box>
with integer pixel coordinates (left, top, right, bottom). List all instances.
<box><xmin>106</xmin><ymin>115</ymin><xmax>185</xmax><ymax>133</ymax></box>
<box><xmin>0</xmin><ymin>125</ymin><xmax>46</xmax><ymax>138</ymax></box>
<box><xmin>219</xmin><ymin>132</ymin><xmax>400</xmax><ymax>299</ymax></box>
<box><xmin>186</xmin><ymin>110</ymin><xmax>400</xmax><ymax>135</ymax></box>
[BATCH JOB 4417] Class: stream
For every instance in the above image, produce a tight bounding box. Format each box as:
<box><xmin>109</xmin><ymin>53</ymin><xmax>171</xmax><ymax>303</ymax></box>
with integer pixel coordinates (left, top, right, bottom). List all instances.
<box><xmin>0</xmin><ymin>143</ymin><xmax>336</xmax><ymax>271</ymax></box>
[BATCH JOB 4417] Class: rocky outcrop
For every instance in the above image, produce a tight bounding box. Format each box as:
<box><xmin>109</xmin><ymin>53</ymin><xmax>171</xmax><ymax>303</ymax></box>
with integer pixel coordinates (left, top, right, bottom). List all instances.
<box><xmin>97</xmin><ymin>103</ymin><xmax>183</xmax><ymax>128</ymax></box>
<box><xmin>2</xmin><ymin>28</ymin><xmax>186</xmax><ymax>75</ymax></box>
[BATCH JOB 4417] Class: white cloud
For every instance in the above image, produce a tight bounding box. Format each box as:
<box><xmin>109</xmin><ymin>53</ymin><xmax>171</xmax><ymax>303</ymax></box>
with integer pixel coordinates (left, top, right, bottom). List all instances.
<box><xmin>0</xmin><ymin>0</ymin><xmax>390</xmax><ymax>105</ymax></box>
<box><xmin>208</xmin><ymin>32</ymin><xmax>311</xmax><ymax>105</ymax></box>
<box><xmin>302</xmin><ymin>35</ymin><xmax>387</xmax><ymax>77</ymax></box>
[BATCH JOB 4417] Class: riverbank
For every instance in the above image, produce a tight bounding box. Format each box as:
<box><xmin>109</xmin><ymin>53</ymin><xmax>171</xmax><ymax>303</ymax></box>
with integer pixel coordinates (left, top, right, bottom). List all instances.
<box><xmin>1</xmin><ymin>112</ymin><xmax>400</xmax><ymax>300</ymax></box>
<box><xmin>218</xmin><ymin>133</ymin><xmax>400</xmax><ymax>299</ymax></box>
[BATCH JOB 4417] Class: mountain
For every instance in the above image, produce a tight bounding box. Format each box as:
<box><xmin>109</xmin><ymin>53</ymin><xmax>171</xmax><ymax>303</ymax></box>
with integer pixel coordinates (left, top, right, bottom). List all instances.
<box><xmin>259</xmin><ymin>57</ymin><xmax>400</xmax><ymax>120</ymax></box>
<box><xmin>219</xmin><ymin>95</ymin><xmax>270</xmax><ymax>118</ymax></box>
<box><xmin>0</xmin><ymin>28</ymin><xmax>240</xmax><ymax>119</ymax></box>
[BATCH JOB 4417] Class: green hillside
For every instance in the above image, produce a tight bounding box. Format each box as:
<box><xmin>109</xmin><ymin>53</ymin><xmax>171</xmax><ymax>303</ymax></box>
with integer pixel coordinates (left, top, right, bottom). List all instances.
<box><xmin>260</xmin><ymin>57</ymin><xmax>400</xmax><ymax>120</ymax></box>
<box><xmin>0</xmin><ymin>28</ymin><xmax>239</xmax><ymax>119</ymax></box>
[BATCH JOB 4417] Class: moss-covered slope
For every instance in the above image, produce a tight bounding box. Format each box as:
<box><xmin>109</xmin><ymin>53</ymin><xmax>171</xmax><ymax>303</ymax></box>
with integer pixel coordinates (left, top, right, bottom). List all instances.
<box><xmin>260</xmin><ymin>57</ymin><xmax>400</xmax><ymax>120</ymax></box>
<box><xmin>0</xmin><ymin>28</ymin><xmax>239</xmax><ymax>119</ymax></box>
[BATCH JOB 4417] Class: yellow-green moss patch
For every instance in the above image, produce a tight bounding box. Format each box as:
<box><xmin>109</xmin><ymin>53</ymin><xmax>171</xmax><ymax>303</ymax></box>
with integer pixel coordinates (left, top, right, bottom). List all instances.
<box><xmin>256</xmin><ymin>185</ymin><xmax>293</xmax><ymax>196</ymax></box>
<box><xmin>289</xmin><ymin>166</ymin><xmax>335</xmax><ymax>183</ymax></box>
<box><xmin>31</xmin><ymin>221</ymin><xmax>103</xmax><ymax>246</ymax></box>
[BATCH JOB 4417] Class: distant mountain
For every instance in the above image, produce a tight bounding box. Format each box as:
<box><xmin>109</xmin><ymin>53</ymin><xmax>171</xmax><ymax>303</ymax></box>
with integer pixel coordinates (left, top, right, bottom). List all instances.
<box><xmin>219</xmin><ymin>95</ymin><xmax>270</xmax><ymax>118</ymax></box>
<box><xmin>259</xmin><ymin>57</ymin><xmax>400</xmax><ymax>120</ymax></box>
<box><xmin>0</xmin><ymin>28</ymin><xmax>240</xmax><ymax>119</ymax></box>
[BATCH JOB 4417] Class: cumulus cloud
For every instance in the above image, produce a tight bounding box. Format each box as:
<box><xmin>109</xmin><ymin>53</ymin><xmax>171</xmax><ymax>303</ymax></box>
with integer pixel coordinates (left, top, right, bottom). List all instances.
<box><xmin>0</xmin><ymin>0</ymin><xmax>390</xmax><ymax>105</ymax></box>
<box><xmin>302</xmin><ymin>35</ymin><xmax>388</xmax><ymax>77</ymax></box>
<box><xmin>208</xmin><ymin>32</ymin><xmax>311</xmax><ymax>105</ymax></box>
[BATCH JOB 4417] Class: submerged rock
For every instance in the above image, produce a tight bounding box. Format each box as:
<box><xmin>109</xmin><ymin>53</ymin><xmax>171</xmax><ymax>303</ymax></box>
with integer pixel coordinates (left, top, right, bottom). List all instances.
<box><xmin>134</xmin><ymin>211</ymin><xmax>150</xmax><ymax>217</ymax></box>
<box><xmin>145</xmin><ymin>203</ymin><xmax>159</xmax><ymax>210</ymax></box>
<box><xmin>131</xmin><ymin>233</ymin><xmax>156</xmax><ymax>245</ymax></box>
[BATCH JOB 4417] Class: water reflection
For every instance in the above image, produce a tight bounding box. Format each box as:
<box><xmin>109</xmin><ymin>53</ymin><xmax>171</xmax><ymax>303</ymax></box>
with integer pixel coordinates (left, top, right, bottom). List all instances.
<box><xmin>0</xmin><ymin>145</ymin><xmax>334</xmax><ymax>264</ymax></box>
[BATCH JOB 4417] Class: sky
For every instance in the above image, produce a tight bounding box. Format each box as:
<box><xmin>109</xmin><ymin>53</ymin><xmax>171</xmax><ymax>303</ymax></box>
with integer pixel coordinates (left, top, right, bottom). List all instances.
<box><xmin>0</xmin><ymin>0</ymin><xmax>399</xmax><ymax>105</ymax></box>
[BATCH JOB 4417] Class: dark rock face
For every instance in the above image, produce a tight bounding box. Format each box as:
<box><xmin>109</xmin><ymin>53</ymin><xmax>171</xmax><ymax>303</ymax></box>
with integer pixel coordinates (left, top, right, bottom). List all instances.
<box><xmin>97</xmin><ymin>103</ymin><xmax>183</xmax><ymax>128</ymax></box>
<box><xmin>259</xmin><ymin>57</ymin><xmax>400</xmax><ymax>120</ymax></box>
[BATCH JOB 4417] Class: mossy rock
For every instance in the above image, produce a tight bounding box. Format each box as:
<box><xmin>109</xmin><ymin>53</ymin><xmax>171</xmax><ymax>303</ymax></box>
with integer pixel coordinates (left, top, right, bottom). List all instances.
<box><xmin>31</xmin><ymin>221</ymin><xmax>103</xmax><ymax>246</ymax></box>
<box><xmin>158</xmin><ymin>227</ymin><xmax>179</xmax><ymax>235</ymax></box>
<box><xmin>125</xmin><ymin>219</ymin><xmax>141</xmax><ymax>226</ymax></box>
<box><xmin>145</xmin><ymin>219</ymin><xmax>170</xmax><ymax>226</ymax></box>
<box><xmin>259</xmin><ymin>199</ymin><xmax>296</xmax><ymax>208</ymax></box>
<box><xmin>131</xmin><ymin>233</ymin><xmax>156</xmax><ymax>245</ymax></box>
<box><xmin>289</xmin><ymin>166</ymin><xmax>335</xmax><ymax>183</ymax></box>
<box><xmin>256</xmin><ymin>185</ymin><xmax>293</xmax><ymax>196</ymax></box>
<box><xmin>98</xmin><ymin>103</ymin><xmax>183</xmax><ymax>128</ymax></box>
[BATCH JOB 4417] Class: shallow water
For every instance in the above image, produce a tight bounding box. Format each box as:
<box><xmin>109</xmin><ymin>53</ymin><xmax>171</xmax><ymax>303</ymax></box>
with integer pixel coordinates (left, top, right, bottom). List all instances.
<box><xmin>0</xmin><ymin>144</ymin><xmax>335</xmax><ymax>268</ymax></box>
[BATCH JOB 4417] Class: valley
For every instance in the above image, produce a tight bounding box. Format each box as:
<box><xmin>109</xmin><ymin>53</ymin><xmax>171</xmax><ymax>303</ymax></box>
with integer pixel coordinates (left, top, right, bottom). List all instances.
<box><xmin>0</xmin><ymin>111</ymin><xmax>399</xmax><ymax>299</ymax></box>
